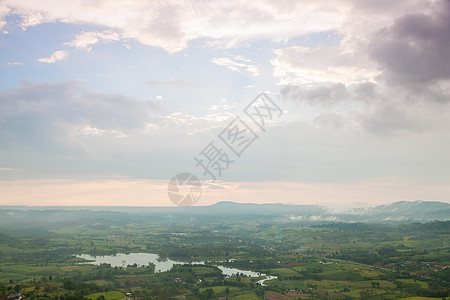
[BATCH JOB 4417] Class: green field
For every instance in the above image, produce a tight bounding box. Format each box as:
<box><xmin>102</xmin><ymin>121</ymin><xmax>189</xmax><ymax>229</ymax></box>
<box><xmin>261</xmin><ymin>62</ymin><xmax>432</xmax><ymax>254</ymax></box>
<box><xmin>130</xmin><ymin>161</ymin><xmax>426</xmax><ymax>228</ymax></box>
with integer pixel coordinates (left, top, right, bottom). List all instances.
<box><xmin>86</xmin><ymin>291</ymin><xmax>125</xmax><ymax>300</ymax></box>
<box><xmin>0</xmin><ymin>213</ymin><xmax>448</xmax><ymax>299</ymax></box>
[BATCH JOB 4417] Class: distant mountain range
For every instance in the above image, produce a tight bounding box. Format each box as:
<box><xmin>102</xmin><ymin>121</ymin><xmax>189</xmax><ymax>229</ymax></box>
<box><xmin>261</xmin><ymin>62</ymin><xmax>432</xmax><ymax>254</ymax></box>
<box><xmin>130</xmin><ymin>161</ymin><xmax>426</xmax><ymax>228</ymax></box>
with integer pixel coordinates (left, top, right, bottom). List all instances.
<box><xmin>344</xmin><ymin>200</ymin><xmax>450</xmax><ymax>221</ymax></box>
<box><xmin>0</xmin><ymin>200</ymin><xmax>448</xmax><ymax>229</ymax></box>
<box><xmin>203</xmin><ymin>200</ymin><xmax>450</xmax><ymax>222</ymax></box>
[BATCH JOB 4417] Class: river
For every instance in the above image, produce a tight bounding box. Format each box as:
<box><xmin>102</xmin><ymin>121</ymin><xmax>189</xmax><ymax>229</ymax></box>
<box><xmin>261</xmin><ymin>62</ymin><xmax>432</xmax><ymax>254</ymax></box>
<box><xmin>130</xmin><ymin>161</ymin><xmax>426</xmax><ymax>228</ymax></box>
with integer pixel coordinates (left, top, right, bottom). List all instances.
<box><xmin>76</xmin><ymin>253</ymin><xmax>275</xmax><ymax>281</ymax></box>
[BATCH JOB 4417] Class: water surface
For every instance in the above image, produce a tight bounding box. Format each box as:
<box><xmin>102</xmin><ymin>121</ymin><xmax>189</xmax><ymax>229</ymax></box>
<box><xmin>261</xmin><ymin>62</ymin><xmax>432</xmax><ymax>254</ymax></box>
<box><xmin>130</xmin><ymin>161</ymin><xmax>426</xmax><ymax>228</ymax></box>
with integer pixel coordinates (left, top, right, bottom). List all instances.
<box><xmin>77</xmin><ymin>253</ymin><xmax>267</xmax><ymax>278</ymax></box>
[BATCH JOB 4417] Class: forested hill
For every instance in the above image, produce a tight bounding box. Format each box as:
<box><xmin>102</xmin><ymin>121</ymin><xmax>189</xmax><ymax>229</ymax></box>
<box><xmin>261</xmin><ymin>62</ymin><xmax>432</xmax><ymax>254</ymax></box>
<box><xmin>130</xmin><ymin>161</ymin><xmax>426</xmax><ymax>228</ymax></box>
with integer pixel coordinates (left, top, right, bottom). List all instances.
<box><xmin>0</xmin><ymin>200</ymin><xmax>448</xmax><ymax>229</ymax></box>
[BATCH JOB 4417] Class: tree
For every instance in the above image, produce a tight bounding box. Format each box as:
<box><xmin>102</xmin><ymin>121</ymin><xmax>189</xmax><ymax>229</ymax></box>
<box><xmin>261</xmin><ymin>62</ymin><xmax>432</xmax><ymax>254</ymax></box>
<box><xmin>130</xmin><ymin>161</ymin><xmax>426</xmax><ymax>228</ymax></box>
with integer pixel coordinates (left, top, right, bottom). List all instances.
<box><xmin>0</xmin><ymin>284</ymin><xmax>6</xmax><ymax>296</ymax></box>
<box><xmin>63</xmin><ymin>280</ymin><xmax>74</xmax><ymax>290</ymax></box>
<box><xmin>205</xmin><ymin>288</ymin><xmax>214</xmax><ymax>299</ymax></box>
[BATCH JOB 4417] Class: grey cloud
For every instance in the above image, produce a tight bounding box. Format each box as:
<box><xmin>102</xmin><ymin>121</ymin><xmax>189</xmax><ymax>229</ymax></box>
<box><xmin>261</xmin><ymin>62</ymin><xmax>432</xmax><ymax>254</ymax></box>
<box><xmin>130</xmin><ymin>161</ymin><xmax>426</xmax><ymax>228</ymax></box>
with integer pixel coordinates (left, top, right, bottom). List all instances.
<box><xmin>280</xmin><ymin>82</ymin><xmax>382</xmax><ymax>105</ymax></box>
<box><xmin>359</xmin><ymin>93</ymin><xmax>450</xmax><ymax>136</ymax></box>
<box><xmin>358</xmin><ymin>0</ymin><xmax>450</xmax><ymax>134</ymax></box>
<box><xmin>0</xmin><ymin>81</ymin><xmax>240</xmax><ymax>179</ymax></box>
<box><xmin>351</xmin><ymin>82</ymin><xmax>379</xmax><ymax>102</ymax></box>
<box><xmin>369</xmin><ymin>0</ymin><xmax>450</xmax><ymax>91</ymax></box>
<box><xmin>359</xmin><ymin>104</ymin><xmax>421</xmax><ymax>136</ymax></box>
<box><xmin>280</xmin><ymin>0</ymin><xmax>450</xmax><ymax>136</ymax></box>
<box><xmin>279</xmin><ymin>80</ymin><xmax>450</xmax><ymax>136</ymax></box>
<box><xmin>1</xmin><ymin>80</ymin><xmax>155</xmax><ymax>125</ymax></box>
<box><xmin>0</xmin><ymin>81</ymin><xmax>156</xmax><ymax>149</ymax></box>
<box><xmin>350</xmin><ymin>0</ymin><xmax>405</xmax><ymax>13</ymax></box>
<box><xmin>349</xmin><ymin>0</ymin><xmax>428</xmax><ymax>15</ymax></box>
<box><xmin>280</xmin><ymin>83</ymin><xmax>350</xmax><ymax>106</ymax></box>
<box><xmin>313</xmin><ymin>114</ymin><xmax>345</xmax><ymax>130</ymax></box>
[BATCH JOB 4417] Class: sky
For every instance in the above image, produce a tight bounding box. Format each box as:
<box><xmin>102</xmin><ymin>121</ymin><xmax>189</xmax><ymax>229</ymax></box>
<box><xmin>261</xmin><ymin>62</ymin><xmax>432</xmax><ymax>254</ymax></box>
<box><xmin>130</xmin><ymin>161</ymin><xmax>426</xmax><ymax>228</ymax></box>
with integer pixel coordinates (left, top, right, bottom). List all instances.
<box><xmin>1</xmin><ymin>0</ymin><xmax>450</xmax><ymax>207</ymax></box>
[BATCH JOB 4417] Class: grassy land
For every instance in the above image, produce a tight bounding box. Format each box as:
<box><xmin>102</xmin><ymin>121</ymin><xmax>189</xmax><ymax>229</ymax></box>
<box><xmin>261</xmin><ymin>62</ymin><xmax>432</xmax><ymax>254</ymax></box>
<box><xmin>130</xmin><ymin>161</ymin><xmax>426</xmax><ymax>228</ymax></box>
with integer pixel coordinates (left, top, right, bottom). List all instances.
<box><xmin>86</xmin><ymin>291</ymin><xmax>125</xmax><ymax>300</ymax></box>
<box><xmin>0</xmin><ymin>220</ymin><xmax>448</xmax><ymax>299</ymax></box>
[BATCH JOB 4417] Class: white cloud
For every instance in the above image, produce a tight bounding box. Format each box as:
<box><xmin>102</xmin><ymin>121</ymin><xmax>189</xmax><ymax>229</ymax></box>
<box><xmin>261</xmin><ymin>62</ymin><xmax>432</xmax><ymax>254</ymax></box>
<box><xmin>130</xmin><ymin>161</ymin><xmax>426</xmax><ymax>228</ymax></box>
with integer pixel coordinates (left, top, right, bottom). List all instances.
<box><xmin>212</xmin><ymin>56</ymin><xmax>260</xmax><ymax>76</ymax></box>
<box><xmin>38</xmin><ymin>50</ymin><xmax>69</xmax><ymax>63</ymax></box>
<box><xmin>209</xmin><ymin>98</ymin><xmax>238</xmax><ymax>111</ymax></box>
<box><xmin>0</xmin><ymin>0</ymin><xmax>438</xmax><ymax>59</ymax></box>
<box><xmin>80</xmin><ymin>125</ymin><xmax>127</xmax><ymax>138</ymax></box>
<box><xmin>1</xmin><ymin>0</ymin><xmax>347</xmax><ymax>53</ymax></box>
<box><xmin>272</xmin><ymin>42</ymin><xmax>380</xmax><ymax>86</ymax></box>
<box><xmin>19</xmin><ymin>12</ymin><xmax>44</xmax><ymax>29</ymax></box>
<box><xmin>65</xmin><ymin>31</ymin><xmax>120</xmax><ymax>51</ymax></box>
<box><xmin>7</xmin><ymin>62</ymin><xmax>24</xmax><ymax>66</ymax></box>
<box><xmin>0</xmin><ymin>3</ymin><xmax>11</xmax><ymax>33</ymax></box>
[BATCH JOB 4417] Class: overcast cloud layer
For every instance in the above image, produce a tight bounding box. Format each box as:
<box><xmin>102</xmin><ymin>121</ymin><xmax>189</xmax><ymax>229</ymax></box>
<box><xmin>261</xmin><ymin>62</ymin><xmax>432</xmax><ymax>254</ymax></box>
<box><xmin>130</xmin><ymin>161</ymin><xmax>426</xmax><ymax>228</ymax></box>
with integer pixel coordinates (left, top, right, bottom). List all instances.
<box><xmin>0</xmin><ymin>0</ymin><xmax>449</xmax><ymax>206</ymax></box>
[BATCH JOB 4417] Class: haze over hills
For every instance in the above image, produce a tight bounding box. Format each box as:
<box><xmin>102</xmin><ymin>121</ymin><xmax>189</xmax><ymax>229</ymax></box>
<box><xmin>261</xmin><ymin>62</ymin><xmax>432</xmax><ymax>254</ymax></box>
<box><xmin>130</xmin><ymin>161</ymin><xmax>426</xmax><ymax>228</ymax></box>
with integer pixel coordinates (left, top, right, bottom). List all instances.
<box><xmin>0</xmin><ymin>200</ymin><xmax>448</xmax><ymax>229</ymax></box>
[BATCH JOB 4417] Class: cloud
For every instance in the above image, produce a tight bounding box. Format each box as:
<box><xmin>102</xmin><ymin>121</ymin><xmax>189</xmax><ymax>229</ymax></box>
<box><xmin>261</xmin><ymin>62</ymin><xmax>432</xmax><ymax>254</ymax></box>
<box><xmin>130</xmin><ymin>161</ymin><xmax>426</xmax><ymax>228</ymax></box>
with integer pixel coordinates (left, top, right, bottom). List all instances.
<box><xmin>271</xmin><ymin>42</ymin><xmax>380</xmax><ymax>86</ymax></box>
<box><xmin>212</xmin><ymin>55</ymin><xmax>260</xmax><ymax>76</ymax></box>
<box><xmin>0</xmin><ymin>81</ymin><xmax>238</xmax><ymax>178</ymax></box>
<box><xmin>157</xmin><ymin>111</ymin><xmax>233</xmax><ymax>135</ymax></box>
<box><xmin>0</xmin><ymin>80</ymin><xmax>155</xmax><ymax>151</ymax></box>
<box><xmin>269</xmin><ymin>0</ymin><xmax>443</xmax><ymax>89</ymax></box>
<box><xmin>146</xmin><ymin>79</ymin><xmax>191</xmax><ymax>87</ymax></box>
<box><xmin>279</xmin><ymin>80</ymin><xmax>450</xmax><ymax>136</ymax></box>
<box><xmin>276</xmin><ymin>0</ymin><xmax>450</xmax><ymax>136</ymax></box>
<box><xmin>368</xmin><ymin>1</ymin><xmax>450</xmax><ymax>97</ymax></box>
<box><xmin>0</xmin><ymin>81</ymin><xmax>448</xmax><ymax>191</ymax></box>
<box><xmin>313</xmin><ymin>114</ymin><xmax>345</xmax><ymax>130</ymax></box>
<box><xmin>7</xmin><ymin>62</ymin><xmax>24</xmax><ymax>66</ymax></box>
<box><xmin>65</xmin><ymin>31</ymin><xmax>120</xmax><ymax>51</ymax></box>
<box><xmin>356</xmin><ymin>94</ymin><xmax>450</xmax><ymax>136</ymax></box>
<box><xmin>209</xmin><ymin>99</ymin><xmax>238</xmax><ymax>112</ymax></box>
<box><xmin>279</xmin><ymin>82</ymin><xmax>384</xmax><ymax>111</ymax></box>
<box><xmin>0</xmin><ymin>3</ymin><xmax>10</xmax><ymax>33</ymax></box>
<box><xmin>1</xmin><ymin>0</ymin><xmax>347</xmax><ymax>53</ymax></box>
<box><xmin>79</xmin><ymin>126</ymin><xmax>127</xmax><ymax>138</ymax></box>
<box><xmin>2</xmin><ymin>0</ymin><xmax>450</xmax><ymax>191</ymax></box>
<box><xmin>280</xmin><ymin>83</ymin><xmax>350</xmax><ymax>106</ymax></box>
<box><xmin>38</xmin><ymin>50</ymin><xmax>69</xmax><ymax>63</ymax></box>
<box><xmin>1</xmin><ymin>0</ymin><xmax>441</xmax><ymax>61</ymax></box>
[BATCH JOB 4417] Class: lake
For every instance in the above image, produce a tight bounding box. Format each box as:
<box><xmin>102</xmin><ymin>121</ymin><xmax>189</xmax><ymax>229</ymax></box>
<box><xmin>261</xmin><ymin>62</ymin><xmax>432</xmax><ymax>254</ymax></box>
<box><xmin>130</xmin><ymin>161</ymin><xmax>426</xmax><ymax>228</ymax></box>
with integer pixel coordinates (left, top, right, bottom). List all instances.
<box><xmin>76</xmin><ymin>253</ymin><xmax>268</xmax><ymax>278</ymax></box>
